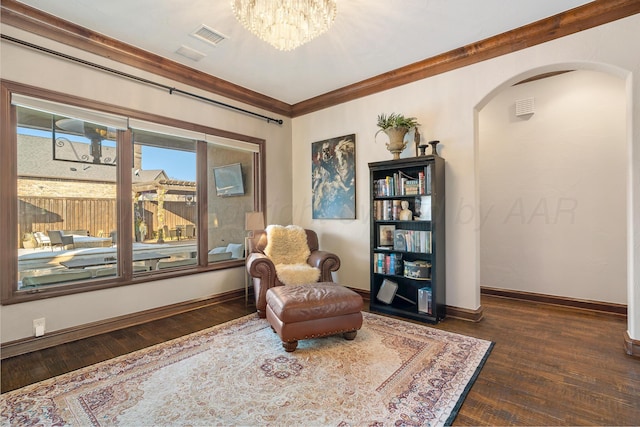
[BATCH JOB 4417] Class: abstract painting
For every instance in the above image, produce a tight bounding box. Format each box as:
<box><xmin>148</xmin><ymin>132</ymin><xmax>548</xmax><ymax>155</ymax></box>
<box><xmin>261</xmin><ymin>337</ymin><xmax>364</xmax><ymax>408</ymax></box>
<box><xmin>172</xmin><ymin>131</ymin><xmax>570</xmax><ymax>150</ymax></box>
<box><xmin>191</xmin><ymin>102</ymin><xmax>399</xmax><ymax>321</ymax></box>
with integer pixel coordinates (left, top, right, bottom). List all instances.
<box><xmin>312</xmin><ymin>134</ymin><xmax>356</xmax><ymax>219</ymax></box>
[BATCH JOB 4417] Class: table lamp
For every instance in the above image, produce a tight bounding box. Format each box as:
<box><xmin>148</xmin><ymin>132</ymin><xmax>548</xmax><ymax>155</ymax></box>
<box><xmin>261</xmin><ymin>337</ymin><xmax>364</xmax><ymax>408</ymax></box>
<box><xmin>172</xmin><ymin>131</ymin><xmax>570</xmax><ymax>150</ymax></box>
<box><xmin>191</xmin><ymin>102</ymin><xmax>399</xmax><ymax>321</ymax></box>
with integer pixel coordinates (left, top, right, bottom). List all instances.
<box><xmin>245</xmin><ymin>211</ymin><xmax>265</xmax><ymax>255</ymax></box>
<box><xmin>244</xmin><ymin>211</ymin><xmax>265</xmax><ymax>305</ymax></box>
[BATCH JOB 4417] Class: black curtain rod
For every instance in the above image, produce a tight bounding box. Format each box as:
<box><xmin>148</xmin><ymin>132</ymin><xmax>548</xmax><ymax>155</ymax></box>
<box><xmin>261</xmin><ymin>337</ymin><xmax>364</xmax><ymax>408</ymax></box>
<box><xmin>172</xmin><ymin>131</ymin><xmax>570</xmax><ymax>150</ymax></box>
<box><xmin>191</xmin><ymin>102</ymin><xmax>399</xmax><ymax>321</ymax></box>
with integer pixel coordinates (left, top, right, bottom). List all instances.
<box><xmin>1</xmin><ymin>34</ymin><xmax>284</xmax><ymax>125</ymax></box>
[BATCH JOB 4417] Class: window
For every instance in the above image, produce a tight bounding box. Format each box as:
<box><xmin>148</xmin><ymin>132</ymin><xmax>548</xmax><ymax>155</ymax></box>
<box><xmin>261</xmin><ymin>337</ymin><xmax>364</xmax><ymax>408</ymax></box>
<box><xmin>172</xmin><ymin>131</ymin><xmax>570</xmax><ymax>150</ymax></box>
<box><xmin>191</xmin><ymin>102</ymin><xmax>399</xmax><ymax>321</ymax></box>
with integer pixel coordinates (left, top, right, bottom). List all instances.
<box><xmin>206</xmin><ymin>135</ymin><xmax>260</xmax><ymax>264</ymax></box>
<box><xmin>130</xmin><ymin>124</ymin><xmax>199</xmax><ymax>274</ymax></box>
<box><xmin>1</xmin><ymin>82</ymin><xmax>264</xmax><ymax>303</ymax></box>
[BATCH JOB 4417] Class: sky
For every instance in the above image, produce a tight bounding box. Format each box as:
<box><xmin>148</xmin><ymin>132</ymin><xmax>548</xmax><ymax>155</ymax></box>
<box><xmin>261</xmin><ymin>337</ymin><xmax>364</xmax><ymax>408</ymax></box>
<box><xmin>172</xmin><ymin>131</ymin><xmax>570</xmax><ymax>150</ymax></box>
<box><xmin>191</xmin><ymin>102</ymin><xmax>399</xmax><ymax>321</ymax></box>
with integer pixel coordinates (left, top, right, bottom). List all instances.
<box><xmin>141</xmin><ymin>146</ymin><xmax>196</xmax><ymax>181</ymax></box>
<box><xmin>20</xmin><ymin>127</ymin><xmax>196</xmax><ymax>181</ymax></box>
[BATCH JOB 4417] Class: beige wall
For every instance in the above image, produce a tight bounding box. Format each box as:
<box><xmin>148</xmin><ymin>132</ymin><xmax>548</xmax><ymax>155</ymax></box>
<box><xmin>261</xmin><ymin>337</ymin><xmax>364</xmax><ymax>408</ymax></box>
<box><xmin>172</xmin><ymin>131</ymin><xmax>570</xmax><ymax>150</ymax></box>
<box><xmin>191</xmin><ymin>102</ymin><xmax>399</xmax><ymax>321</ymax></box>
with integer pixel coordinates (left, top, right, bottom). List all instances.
<box><xmin>0</xmin><ymin>26</ymin><xmax>293</xmax><ymax>343</ymax></box>
<box><xmin>2</xmin><ymin>15</ymin><xmax>640</xmax><ymax>344</ymax></box>
<box><xmin>291</xmin><ymin>15</ymin><xmax>640</xmax><ymax>339</ymax></box>
<box><xmin>479</xmin><ymin>70</ymin><xmax>626</xmax><ymax>303</ymax></box>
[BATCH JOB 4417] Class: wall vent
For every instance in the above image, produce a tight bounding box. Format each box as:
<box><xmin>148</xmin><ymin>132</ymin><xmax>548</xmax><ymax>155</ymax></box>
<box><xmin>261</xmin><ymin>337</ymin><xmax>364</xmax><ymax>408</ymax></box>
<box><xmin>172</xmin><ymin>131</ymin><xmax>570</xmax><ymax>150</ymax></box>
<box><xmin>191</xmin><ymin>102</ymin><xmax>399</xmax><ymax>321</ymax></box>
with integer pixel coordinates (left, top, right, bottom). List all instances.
<box><xmin>191</xmin><ymin>25</ymin><xmax>228</xmax><ymax>46</ymax></box>
<box><xmin>515</xmin><ymin>98</ymin><xmax>535</xmax><ymax>116</ymax></box>
<box><xmin>175</xmin><ymin>45</ymin><xmax>206</xmax><ymax>62</ymax></box>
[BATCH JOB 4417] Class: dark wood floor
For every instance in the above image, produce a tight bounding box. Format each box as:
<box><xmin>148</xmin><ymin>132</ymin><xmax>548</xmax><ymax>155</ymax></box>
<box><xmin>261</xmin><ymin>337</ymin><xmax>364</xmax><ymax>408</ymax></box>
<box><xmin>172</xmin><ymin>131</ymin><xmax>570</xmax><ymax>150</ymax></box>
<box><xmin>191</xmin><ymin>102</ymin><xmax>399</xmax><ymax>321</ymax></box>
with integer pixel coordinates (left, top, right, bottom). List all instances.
<box><xmin>2</xmin><ymin>295</ymin><xmax>639</xmax><ymax>425</ymax></box>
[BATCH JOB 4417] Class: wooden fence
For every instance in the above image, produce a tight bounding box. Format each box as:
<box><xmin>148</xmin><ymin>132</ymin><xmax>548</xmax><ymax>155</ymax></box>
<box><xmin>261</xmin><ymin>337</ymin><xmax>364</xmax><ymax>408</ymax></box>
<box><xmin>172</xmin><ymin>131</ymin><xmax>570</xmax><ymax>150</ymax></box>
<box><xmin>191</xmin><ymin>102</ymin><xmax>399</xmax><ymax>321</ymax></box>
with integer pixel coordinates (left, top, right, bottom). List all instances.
<box><xmin>18</xmin><ymin>197</ymin><xmax>196</xmax><ymax>247</ymax></box>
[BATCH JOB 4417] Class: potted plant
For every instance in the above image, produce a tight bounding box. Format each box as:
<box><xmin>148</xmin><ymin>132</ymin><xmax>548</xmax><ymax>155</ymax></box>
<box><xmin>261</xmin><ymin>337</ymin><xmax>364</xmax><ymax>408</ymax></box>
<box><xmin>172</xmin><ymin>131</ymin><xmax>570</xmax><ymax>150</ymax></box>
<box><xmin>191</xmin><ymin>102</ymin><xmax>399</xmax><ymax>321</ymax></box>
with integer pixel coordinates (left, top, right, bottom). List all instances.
<box><xmin>22</xmin><ymin>232</ymin><xmax>37</xmax><ymax>249</ymax></box>
<box><xmin>376</xmin><ymin>113</ymin><xmax>420</xmax><ymax>159</ymax></box>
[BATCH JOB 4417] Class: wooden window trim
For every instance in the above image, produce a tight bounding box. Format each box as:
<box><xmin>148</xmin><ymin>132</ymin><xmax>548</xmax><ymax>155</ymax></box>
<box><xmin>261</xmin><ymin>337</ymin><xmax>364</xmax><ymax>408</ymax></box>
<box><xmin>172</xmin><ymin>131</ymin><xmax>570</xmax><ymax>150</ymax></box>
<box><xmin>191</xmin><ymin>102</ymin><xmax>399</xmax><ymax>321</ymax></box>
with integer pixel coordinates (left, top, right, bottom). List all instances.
<box><xmin>0</xmin><ymin>80</ymin><xmax>266</xmax><ymax>305</ymax></box>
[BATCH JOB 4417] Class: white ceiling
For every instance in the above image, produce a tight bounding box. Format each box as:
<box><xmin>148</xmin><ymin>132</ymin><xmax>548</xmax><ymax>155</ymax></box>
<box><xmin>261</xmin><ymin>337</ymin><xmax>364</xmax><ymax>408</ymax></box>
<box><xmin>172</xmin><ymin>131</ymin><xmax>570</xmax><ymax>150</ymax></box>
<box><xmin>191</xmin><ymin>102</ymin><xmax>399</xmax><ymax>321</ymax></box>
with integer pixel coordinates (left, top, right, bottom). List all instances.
<box><xmin>16</xmin><ymin>0</ymin><xmax>592</xmax><ymax>105</ymax></box>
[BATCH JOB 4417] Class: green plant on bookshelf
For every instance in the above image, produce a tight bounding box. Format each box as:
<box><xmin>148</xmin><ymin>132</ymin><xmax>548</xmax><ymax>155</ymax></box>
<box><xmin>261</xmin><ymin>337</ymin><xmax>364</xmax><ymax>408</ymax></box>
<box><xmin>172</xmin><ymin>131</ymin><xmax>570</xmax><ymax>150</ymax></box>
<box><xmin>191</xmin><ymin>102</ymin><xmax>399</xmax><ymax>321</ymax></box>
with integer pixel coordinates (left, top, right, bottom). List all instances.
<box><xmin>376</xmin><ymin>113</ymin><xmax>421</xmax><ymax>160</ymax></box>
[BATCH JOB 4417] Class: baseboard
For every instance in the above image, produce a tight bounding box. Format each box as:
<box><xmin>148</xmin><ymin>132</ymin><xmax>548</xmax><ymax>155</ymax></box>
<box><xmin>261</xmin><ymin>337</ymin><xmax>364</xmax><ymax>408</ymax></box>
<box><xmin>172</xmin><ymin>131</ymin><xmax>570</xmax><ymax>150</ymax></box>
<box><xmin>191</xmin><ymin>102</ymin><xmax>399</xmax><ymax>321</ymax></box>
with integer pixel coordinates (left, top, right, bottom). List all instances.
<box><xmin>624</xmin><ymin>331</ymin><xmax>640</xmax><ymax>358</ymax></box>
<box><xmin>445</xmin><ymin>305</ymin><xmax>484</xmax><ymax>322</ymax></box>
<box><xmin>349</xmin><ymin>288</ymin><xmax>483</xmax><ymax>322</ymax></box>
<box><xmin>481</xmin><ymin>286</ymin><xmax>627</xmax><ymax>316</ymax></box>
<box><xmin>348</xmin><ymin>287</ymin><xmax>370</xmax><ymax>300</ymax></box>
<box><xmin>0</xmin><ymin>289</ymin><xmax>245</xmax><ymax>360</ymax></box>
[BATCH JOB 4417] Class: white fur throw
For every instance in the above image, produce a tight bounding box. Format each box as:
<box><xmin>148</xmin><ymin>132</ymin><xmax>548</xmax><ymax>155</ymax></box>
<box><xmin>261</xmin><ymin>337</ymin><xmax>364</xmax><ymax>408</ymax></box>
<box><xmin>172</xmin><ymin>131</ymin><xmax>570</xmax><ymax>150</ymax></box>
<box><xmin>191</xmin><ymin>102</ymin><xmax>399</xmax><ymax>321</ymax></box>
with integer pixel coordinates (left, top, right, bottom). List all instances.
<box><xmin>265</xmin><ymin>225</ymin><xmax>320</xmax><ymax>286</ymax></box>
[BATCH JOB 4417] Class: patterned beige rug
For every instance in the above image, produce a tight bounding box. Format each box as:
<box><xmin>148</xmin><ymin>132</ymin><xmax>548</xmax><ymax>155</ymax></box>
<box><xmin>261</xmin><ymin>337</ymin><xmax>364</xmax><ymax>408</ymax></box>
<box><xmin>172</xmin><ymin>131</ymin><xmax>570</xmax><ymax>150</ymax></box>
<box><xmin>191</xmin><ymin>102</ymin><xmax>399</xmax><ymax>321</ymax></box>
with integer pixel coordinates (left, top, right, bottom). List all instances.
<box><xmin>1</xmin><ymin>312</ymin><xmax>492</xmax><ymax>426</ymax></box>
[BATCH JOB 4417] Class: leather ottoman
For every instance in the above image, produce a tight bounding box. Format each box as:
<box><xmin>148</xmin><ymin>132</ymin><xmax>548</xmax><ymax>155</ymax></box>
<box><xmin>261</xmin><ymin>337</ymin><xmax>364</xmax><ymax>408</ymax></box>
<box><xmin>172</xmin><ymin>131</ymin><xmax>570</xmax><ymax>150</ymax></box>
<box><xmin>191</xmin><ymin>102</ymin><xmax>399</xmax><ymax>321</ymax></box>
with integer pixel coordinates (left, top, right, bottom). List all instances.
<box><xmin>265</xmin><ymin>282</ymin><xmax>363</xmax><ymax>352</ymax></box>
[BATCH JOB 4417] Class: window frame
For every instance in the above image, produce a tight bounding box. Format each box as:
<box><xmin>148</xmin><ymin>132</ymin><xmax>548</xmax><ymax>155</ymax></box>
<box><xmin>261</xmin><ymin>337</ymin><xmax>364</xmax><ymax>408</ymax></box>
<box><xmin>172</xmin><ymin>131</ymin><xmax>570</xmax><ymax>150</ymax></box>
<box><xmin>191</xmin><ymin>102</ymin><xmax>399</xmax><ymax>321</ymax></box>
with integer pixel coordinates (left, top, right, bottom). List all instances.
<box><xmin>1</xmin><ymin>80</ymin><xmax>266</xmax><ymax>305</ymax></box>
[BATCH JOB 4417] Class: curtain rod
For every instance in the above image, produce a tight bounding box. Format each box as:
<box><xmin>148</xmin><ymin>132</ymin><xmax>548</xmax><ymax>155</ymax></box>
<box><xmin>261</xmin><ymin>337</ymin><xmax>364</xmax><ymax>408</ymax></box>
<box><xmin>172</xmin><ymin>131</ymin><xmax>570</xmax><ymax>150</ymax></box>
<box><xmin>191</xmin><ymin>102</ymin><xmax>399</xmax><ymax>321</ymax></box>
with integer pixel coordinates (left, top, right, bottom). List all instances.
<box><xmin>1</xmin><ymin>34</ymin><xmax>284</xmax><ymax>125</ymax></box>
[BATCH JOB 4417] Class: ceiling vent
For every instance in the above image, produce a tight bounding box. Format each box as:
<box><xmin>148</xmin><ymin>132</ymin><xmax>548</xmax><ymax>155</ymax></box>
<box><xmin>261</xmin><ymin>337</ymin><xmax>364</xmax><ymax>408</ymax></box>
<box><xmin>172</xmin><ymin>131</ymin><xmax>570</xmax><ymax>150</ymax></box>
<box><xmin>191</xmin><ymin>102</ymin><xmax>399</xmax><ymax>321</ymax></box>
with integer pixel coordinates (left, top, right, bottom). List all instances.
<box><xmin>515</xmin><ymin>98</ymin><xmax>535</xmax><ymax>117</ymax></box>
<box><xmin>175</xmin><ymin>45</ymin><xmax>207</xmax><ymax>62</ymax></box>
<box><xmin>191</xmin><ymin>25</ymin><xmax>228</xmax><ymax>46</ymax></box>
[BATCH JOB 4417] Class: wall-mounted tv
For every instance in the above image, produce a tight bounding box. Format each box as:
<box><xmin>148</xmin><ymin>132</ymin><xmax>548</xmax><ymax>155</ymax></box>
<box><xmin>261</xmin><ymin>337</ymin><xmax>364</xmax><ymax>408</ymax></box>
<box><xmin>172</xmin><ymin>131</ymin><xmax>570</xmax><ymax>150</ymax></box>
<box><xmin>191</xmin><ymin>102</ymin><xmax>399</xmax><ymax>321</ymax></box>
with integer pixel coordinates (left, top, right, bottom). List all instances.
<box><xmin>213</xmin><ymin>163</ymin><xmax>245</xmax><ymax>197</ymax></box>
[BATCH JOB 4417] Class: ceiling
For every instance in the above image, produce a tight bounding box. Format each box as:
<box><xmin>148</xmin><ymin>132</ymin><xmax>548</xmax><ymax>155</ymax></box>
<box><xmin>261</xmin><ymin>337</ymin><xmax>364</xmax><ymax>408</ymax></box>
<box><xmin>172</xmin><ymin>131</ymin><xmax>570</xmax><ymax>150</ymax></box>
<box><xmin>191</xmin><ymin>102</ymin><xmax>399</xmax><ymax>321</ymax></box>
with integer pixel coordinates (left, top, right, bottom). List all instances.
<box><xmin>15</xmin><ymin>0</ymin><xmax>592</xmax><ymax>105</ymax></box>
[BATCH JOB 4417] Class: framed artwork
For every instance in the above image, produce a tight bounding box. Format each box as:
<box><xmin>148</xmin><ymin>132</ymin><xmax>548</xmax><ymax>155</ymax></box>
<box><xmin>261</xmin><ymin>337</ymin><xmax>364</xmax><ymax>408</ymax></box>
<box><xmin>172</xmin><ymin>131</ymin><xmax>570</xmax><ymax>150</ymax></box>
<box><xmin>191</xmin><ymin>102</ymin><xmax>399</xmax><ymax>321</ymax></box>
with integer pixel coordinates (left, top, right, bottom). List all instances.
<box><xmin>311</xmin><ymin>134</ymin><xmax>356</xmax><ymax>219</ymax></box>
<box><xmin>378</xmin><ymin>224</ymin><xmax>395</xmax><ymax>247</ymax></box>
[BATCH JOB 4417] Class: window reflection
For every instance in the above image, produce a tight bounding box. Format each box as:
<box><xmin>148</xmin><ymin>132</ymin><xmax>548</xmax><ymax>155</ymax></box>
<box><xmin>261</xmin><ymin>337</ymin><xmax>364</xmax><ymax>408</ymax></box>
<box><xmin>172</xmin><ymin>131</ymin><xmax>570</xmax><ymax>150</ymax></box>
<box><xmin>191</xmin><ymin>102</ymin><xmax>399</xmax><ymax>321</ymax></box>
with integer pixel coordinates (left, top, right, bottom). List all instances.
<box><xmin>131</xmin><ymin>130</ymin><xmax>198</xmax><ymax>273</ymax></box>
<box><xmin>8</xmin><ymin>89</ymin><xmax>263</xmax><ymax>300</ymax></box>
<box><xmin>17</xmin><ymin>107</ymin><xmax>118</xmax><ymax>288</ymax></box>
<box><xmin>207</xmin><ymin>144</ymin><xmax>255</xmax><ymax>263</ymax></box>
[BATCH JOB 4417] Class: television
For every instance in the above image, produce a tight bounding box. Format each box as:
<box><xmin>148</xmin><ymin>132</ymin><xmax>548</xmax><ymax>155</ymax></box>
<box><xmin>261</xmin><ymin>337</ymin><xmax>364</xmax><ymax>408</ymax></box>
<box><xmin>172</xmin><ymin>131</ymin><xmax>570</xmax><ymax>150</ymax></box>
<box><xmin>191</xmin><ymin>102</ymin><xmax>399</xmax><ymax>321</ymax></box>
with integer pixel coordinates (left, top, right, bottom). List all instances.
<box><xmin>213</xmin><ymin>163</ymin><xmax>245</xmax><ymax>197</ymax></box>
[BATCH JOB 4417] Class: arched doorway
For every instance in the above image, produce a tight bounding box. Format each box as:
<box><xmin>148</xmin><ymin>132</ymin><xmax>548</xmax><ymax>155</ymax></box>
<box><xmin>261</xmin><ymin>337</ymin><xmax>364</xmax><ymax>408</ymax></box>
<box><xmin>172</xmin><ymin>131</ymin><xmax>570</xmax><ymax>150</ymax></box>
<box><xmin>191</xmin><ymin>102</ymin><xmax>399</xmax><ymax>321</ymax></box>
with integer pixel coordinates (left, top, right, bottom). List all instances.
<box><xmin>476</xmin><ymin>66</ymin><xmax>628</xmax><ymax>307</ymax></box>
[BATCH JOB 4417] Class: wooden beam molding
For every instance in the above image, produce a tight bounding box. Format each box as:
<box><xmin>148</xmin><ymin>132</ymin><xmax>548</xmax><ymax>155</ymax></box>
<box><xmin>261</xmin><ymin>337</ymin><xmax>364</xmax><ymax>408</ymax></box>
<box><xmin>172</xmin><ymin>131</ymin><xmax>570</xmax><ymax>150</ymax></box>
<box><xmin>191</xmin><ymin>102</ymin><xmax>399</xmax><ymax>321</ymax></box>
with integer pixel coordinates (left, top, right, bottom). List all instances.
<box><xmin>2</xmin><ymin>0</ymin><xmax>639</xmax><ymax>118</ymax></box>
<box><xmin>0</xmin><ymin>0</ymin><xmax>292</xmax><ymax>118</ymax></box>
<box><xmin>292</xmin><ymin>0</ymin><xmax>640</xmax><ymax>116</ymax></box>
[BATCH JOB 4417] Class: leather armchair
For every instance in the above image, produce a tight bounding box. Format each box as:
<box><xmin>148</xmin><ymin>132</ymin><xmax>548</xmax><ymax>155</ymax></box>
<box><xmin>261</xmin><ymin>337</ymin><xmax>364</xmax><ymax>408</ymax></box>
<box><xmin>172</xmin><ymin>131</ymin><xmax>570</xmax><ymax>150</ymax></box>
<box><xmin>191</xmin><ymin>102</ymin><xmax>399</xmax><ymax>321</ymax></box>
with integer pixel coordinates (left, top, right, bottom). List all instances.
<box><xmin>246</xmin><ymin>228</ymin><xmax>341</xmax><ymax>318</ymax></box>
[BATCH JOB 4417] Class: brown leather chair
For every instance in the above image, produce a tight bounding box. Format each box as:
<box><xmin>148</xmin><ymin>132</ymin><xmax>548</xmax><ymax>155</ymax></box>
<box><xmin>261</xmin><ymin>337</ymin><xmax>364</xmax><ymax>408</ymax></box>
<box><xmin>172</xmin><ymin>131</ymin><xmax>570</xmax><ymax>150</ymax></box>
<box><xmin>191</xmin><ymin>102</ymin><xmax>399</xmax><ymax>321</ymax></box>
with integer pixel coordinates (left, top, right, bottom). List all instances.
<box><xmin>246</xmin><ymin>228</ymin><xmax>341</xmax><ymax>318</ymax></box>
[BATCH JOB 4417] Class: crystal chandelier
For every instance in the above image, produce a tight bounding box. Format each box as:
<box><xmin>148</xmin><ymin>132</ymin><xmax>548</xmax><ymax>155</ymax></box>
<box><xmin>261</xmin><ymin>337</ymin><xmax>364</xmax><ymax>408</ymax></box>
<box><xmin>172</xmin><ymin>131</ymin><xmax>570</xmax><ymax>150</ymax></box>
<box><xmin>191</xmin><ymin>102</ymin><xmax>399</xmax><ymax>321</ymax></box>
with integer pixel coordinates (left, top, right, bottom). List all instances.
<box><xmin>231</xmin><ymin>0</ymin><xmax>337</xmax><ymax>51</ymax></box>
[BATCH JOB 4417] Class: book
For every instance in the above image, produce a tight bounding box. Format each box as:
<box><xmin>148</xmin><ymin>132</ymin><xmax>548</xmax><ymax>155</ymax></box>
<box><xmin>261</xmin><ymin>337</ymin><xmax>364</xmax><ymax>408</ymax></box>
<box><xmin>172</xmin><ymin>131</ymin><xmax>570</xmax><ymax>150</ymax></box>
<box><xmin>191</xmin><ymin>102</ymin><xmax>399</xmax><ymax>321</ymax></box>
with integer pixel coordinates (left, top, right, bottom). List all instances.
<box><xmin>418</xmin><ymin>287</ymin><xmax>432</xmax><ymax>314</ymax></box>
<box><xmin>394</xmin><ymin>230</ymin><xmax>407</xmax><ymax>251</ymax></box>
<box><xmin>392</xmin><ymin>200</ymin><xmax>401</xmax><ymax>220</ymax></box>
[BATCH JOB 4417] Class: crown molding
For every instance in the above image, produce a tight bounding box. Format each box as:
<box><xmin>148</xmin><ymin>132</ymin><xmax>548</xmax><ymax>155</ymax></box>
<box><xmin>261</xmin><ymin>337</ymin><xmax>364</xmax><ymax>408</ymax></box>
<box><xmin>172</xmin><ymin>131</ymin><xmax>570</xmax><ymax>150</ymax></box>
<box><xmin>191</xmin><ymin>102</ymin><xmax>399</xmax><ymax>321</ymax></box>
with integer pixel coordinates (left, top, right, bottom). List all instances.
<box><xmin>292</xmin><ymin>0</ymin><xmax>640</xmax><ymax>117</ymax></box>
<box><xmin>2</xmin><ymin>0</ymin><xmax>639</xmax><ymax>118</ymax></box>
<box><xmin>0</xmin><ymin>0</ymin><xmax>292</xmax><ymax>117</ymax></box>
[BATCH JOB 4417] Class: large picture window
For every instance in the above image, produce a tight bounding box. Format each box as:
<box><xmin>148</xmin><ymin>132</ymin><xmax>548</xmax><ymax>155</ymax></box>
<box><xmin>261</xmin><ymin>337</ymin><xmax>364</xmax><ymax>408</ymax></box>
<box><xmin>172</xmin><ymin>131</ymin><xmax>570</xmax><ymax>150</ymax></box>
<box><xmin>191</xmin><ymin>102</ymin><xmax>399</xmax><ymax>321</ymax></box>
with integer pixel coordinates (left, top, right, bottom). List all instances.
<box><xmin>1</xmin><ymin>82</ymin><xmax>265</xmax><ymax>303</ymax></box>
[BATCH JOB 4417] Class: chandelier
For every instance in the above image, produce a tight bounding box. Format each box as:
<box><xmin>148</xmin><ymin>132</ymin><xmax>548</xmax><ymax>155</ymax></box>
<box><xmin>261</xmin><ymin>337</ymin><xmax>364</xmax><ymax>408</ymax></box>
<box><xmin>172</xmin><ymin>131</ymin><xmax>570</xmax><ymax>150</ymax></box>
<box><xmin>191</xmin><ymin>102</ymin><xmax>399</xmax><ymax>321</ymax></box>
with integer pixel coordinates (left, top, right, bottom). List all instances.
<box><xmin>231</xmin><ymin>0</ymin><xmax>337</xmax><ymax>51</ymax></box>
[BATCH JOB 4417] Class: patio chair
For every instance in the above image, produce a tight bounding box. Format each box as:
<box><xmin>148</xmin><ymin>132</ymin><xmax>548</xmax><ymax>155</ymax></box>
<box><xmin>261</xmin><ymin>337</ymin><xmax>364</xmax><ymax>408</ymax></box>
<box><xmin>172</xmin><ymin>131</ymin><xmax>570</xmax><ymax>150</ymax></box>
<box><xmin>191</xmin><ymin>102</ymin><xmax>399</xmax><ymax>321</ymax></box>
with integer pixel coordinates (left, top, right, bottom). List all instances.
<box><xmin>47</xmin><ymin>230</ymin><xmax>74</xmax><ymax>251</ymax></box>
<box><xmin>33</xmin><ymin>232</ymin><xmax>51</xmax><ymax>249</ymax></box>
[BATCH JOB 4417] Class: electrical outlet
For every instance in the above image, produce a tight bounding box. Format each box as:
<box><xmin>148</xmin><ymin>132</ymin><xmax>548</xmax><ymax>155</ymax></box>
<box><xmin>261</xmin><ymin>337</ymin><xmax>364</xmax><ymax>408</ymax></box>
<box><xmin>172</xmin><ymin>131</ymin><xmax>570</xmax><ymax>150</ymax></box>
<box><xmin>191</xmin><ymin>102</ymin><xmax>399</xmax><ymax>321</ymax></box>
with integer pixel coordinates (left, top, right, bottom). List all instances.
<box><xmin>33</xmin><ymin>318</ymin><xmax>45</xmax><ymax>337</ymax></box>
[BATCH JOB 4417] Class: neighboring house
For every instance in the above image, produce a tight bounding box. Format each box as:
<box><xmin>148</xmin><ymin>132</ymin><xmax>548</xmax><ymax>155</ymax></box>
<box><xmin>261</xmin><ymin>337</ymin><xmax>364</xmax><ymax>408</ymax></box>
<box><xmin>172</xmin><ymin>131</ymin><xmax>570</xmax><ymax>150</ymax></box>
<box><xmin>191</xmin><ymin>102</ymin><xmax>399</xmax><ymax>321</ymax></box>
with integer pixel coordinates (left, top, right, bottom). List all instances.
<box><xmin>17</xmin><ymin>133</ymin><xmax>196</xmax><ymax>242</ymax></box>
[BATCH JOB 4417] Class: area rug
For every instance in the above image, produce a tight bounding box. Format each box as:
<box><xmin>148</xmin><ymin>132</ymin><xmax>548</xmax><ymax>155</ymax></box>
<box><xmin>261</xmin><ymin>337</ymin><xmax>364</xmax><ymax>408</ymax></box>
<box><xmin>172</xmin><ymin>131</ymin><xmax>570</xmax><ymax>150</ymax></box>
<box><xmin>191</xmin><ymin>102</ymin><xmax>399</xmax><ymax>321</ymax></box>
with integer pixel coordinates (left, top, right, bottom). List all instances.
<box><xmin>1</xmin><ymin>312</ymin><xmax>493</xmax><ymax>426</ymax></box>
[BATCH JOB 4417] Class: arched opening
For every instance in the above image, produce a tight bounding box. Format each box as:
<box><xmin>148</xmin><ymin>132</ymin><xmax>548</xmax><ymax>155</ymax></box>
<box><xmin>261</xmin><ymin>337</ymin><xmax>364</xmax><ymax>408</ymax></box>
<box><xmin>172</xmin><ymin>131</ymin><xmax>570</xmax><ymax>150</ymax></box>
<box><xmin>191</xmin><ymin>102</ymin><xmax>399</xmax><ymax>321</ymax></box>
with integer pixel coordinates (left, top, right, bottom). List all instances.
<box><xmin>476</xmin><ymin>65</ymin><xmax>628</xmax><ymax>307</ymax></box>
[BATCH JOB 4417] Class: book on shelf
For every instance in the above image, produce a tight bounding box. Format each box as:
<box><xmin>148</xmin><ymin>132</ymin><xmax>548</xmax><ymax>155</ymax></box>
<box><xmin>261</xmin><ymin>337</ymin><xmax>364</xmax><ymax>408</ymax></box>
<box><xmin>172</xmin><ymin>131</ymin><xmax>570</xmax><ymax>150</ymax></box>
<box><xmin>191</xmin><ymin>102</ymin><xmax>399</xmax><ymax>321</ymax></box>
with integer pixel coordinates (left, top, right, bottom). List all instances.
<box><xmin>415</xmin><ymin>195</ymin><xmax>431</xmax><ymax>220</ymax></box>
<box><xmin>374</xmin><ymin>170</ymin><xmax>427</xmax><ymax>197</ymax></box>
<box><xmin>418</xmin><ymin>287</ymin><xmax>433</xmax><ymax>314</ymax></box>
<box><xmin>392</xmin><ymin>200</ymin><xmax>401</xmax><ymax>220</ymax></box>
<box><xmin>373</xmin><ymin>200</ymin><xmax>392</xmax><ymax>220</ymax></box>
<box><xmin>425</xmin><ymin>164</ymin><xmax>432</xmax><ymax>195</ymax></box>
<box><xmin>393</xmin><ymin>229</ymin><xmax>432</xmax><ymax>253</ymax></box>
<box><xmin>373</xmin><ymin>252</ymin><xmax>404</xmax><ymax>275</ymax></box>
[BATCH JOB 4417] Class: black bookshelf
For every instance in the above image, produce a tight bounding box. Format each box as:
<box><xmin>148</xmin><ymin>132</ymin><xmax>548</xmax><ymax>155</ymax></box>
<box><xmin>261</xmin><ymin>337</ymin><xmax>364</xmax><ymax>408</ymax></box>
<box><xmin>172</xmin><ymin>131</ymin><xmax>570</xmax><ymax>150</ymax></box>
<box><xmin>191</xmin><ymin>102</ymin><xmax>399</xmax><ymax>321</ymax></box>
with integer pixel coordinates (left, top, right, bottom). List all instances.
<box><xmin>368</xmin><ymin>156</ymin><xmax>446</xmax><ymax>323</ymax></box>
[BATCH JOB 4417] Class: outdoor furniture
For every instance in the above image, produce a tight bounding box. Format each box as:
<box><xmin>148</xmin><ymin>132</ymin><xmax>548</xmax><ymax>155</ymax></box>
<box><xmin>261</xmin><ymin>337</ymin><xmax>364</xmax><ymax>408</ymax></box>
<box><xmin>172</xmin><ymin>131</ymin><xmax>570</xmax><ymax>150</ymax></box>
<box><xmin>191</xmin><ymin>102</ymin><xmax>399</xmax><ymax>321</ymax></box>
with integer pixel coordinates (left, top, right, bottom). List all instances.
<box><xmin>72</xmin><ymin>236</ymin><xmax>113</xmax><ymax>248</ymax></box>
<box><xmin>175</xmin><ymin>225</ymin><xmax>186</xmax><ymax>240</ymax></box>
<box><xmin>47</xmin><ymin>230</ymin><xmax>74</xmax><ymax>251</ymax></box>
<box><xmin>157</xmin><ymin>258</ymin><xmax>197</xmax><ymax>269</ymax></box>
<box><xmin>265</xmin><ymin>282</ymin><xmax>363</xmax><ymax>352</ymax></box>
<box><xmin>33</xmin><ymin>232</ymin><xmax>51</xmax><ymax>249</ymax></box>
<box><xmin>59</xmin><ymin>251</ymin><xmax>170</xmax><ymax>270</ymax></box>
<box><xmin>21</xmin><ymin>269</ymin><xmax>92</xmax><ymax>287</ymax></box>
